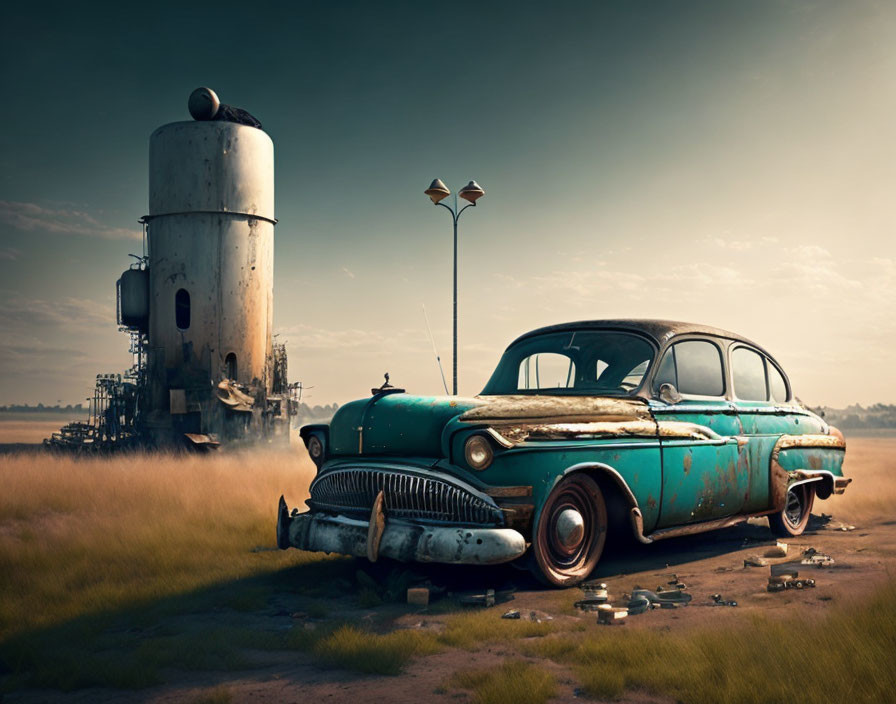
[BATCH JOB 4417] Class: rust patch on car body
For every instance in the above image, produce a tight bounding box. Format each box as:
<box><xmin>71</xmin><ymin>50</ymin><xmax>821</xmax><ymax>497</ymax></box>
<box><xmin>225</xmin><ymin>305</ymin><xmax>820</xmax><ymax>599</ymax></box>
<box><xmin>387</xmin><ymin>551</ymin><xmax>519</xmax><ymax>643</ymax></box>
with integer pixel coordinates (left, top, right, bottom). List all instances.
<box><xmin>683</xmin><ymin>453</ymin><xmax>692</xmax><ymax>474</ymax></box>
<box><xmin>483</xmin><ymin>418</ymin><xmax>721</xmax><ymax>446</ymax></box>
<box><xmin>490</xmin><ymin>420</ymin><xmax>657</xmax><ymax>444</ymax></box>
<box><xmin>461</xmin><ymin>395</ymin><xmax>651</xmax><ymax>424</ymax></box>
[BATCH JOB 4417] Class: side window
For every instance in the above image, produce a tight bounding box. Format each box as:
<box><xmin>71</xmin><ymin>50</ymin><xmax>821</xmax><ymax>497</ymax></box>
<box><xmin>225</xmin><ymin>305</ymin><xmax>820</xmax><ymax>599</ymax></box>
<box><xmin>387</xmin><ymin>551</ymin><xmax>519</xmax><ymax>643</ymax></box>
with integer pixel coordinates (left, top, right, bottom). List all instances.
<box><xmin>518</xmin><ymin>353</ymin><xmax>575</xmax><ymax>390</ymax></box>
<box><xmin>767</xmin><ymin>361</ymin><xmax>789</xmax><ymax>402</ymax></box>
<box><xmin>175</xmin><ymin>288</ymin><xmax>190</xmax><ymax>330</ymax></box>
<box><xmin>732</xmin><ymin>347</ymin><xmax>768</xmax><ymax>401</ymax></box>
<box><xmin>673</xmin><ymin>340</ymin><xmax>724</xmax><ymax>396</ymax></box>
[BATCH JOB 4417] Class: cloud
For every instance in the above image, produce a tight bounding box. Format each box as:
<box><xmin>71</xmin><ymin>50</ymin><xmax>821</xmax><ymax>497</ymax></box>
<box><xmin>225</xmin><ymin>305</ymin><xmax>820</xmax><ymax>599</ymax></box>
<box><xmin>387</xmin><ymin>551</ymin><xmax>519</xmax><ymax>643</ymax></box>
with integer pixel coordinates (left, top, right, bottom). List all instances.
<box><xmin>0</xmin><ymin>247</ymin><xmax>20</xmax><ymax>261</ymax></box>
<box><xmin>530</xmin><ymin>262</ymin><xmax>753</xmax><ymax>300</ymax></box>
<box><xmin>703</xmin><ymin>237</ymin><xmax>753</xmax><ymax>251</ymax></box>
<box><xmin>0</xmin><ymin>201</ymin><xmax>141</xmax><ymax>241</ymax></box>
<box><xmin>276</xmin><ymin>323</ymin><xmax>429</xmax><ymax>353</ymax></box>
<box><xmin>702</xmin><ymin>235</ymin><xmax>779</xmax><ymax>250</ymax></box>
<box><xmin>0</xmin><ymin>295</ymin><xmax>113</xmax><ymax>330</ymax></box>
<box><xmin>341</xmin><ymin>266</ymin><xmax>356</xmax><ymax>279</ymax></box>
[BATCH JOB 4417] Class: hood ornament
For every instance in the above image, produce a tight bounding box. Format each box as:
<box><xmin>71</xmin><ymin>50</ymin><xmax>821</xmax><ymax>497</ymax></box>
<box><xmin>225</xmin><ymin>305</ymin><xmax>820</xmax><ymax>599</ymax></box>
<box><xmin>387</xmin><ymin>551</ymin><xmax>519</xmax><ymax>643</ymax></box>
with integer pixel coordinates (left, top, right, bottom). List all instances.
<box><xmin>371</xmin><ymin>372</ymin><xmax>405</xmax><ymax>397</ymax></box>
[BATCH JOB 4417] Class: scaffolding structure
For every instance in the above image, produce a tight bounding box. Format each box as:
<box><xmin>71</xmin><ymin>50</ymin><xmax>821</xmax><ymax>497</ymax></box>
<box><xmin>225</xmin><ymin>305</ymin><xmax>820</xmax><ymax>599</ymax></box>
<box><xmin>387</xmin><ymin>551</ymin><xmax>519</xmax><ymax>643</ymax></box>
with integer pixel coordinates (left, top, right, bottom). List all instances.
<box><xmin>45</xmin><ymin>330</ymin><xmax>148</xmax><ymax>453</ymax></box>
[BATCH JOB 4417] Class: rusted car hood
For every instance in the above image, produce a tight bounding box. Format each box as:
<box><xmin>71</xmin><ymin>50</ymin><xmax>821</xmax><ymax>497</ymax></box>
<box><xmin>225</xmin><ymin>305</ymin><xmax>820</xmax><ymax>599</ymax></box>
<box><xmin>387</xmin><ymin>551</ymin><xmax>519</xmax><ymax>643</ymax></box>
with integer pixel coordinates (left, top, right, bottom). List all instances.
<box><xmin>328</xmin><ymin>394</ymin><xmax>481</xmax><ymax>457</ymax></box>
<box><xmin>327</xmin><ymin>393</ymin><xmax>652</xmax><ymax>457</ymax></box>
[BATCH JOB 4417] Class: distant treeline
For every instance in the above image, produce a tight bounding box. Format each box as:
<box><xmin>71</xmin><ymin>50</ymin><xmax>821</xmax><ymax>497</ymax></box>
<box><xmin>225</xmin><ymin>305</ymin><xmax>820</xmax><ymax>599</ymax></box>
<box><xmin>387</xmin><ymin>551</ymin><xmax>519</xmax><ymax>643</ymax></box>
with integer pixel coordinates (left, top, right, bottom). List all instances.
<box><xmin>815</xmin><ymin>404</ymin><xmax>896</xmax><ymax>430</ymax></box>
<box><xmin>294</xmin><ymin>402</ymin><xmax>339</xmax><ymax>424</ymax></box>
<box><xmin>0</xmin><ymin>404</ymin><xmax>87</xmax><ymax>414</ymax></box>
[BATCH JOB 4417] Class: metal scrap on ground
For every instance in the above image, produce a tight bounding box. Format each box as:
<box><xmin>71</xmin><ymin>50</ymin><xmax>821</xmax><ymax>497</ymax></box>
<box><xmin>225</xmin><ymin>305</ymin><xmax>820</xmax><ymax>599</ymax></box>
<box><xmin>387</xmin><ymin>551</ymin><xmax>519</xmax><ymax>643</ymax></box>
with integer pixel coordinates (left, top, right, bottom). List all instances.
<box><xmin>765</xmin><ymin>541</ymin><xmax>789</xmax><ymax>557</ymax></box>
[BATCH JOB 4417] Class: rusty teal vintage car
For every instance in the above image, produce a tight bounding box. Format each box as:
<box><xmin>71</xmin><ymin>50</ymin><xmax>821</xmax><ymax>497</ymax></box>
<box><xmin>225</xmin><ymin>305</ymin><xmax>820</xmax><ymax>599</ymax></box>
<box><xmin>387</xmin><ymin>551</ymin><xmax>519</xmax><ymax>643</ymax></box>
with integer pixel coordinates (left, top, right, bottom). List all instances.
<box><xmin>277</xmin><ymin>320</ymin><xmax>850</xmax><ymax>586</ymax></box>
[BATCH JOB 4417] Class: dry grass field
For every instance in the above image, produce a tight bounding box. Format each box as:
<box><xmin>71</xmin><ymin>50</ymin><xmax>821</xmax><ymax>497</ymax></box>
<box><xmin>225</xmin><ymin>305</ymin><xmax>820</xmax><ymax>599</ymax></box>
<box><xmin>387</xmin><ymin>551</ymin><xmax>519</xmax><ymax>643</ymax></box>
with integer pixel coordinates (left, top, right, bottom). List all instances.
<box><xmin>0</xmin><ymin>413</ymin><xmax>80</xmax><ymax>444</ymax></box>
<box><xmin>1</xmin><ymin>432</ymin><xmax>895</xmax><ymax>703</ymax></box>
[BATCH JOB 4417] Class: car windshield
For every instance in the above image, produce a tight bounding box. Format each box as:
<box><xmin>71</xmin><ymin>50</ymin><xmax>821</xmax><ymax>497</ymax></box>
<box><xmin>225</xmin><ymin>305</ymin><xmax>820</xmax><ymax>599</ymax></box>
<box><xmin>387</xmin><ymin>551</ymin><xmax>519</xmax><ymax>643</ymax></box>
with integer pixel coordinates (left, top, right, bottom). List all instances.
<box><xmin>480</xmin><ymin>330</ymin><xmax>656</xmax><ymax>396</ymax></box>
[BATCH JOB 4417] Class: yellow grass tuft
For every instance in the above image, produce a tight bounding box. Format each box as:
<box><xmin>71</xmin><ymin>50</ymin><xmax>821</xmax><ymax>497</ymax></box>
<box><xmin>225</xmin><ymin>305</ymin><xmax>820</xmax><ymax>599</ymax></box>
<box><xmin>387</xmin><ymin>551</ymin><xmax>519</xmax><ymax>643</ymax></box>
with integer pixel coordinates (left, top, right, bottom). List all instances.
<box><xmin>311</xmin><ymin>624</ymin><xmax>441</xmax><ymax>675</ymax></box>
<box><xmin>438</xmin><ymin>610</ymin><xmax>558</xmax><ymax>649</ymax></box>
<box><xmin>448</xmin><ymin>659</ymin><xmax>557</xmax><ymax>704</ymax></box>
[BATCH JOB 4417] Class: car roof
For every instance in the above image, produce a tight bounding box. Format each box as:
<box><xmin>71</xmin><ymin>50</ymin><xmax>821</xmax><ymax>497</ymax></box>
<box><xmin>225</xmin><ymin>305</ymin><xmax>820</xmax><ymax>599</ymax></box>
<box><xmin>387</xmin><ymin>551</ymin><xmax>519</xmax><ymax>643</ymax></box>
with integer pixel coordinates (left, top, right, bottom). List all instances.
<box><xmin>509</xmin><ymin>319</ymin><xmax>776</xmax><ymax>358</ymax></box>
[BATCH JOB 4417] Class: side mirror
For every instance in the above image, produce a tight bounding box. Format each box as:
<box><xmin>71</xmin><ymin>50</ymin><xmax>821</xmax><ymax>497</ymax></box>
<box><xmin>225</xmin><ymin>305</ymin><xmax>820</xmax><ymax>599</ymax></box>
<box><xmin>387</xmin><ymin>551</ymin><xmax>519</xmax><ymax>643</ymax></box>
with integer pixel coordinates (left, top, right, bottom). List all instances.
<box><xmin>658</xmin><ymin>382</ymin><xmax>681</xmax><ymax>405</ymax></box>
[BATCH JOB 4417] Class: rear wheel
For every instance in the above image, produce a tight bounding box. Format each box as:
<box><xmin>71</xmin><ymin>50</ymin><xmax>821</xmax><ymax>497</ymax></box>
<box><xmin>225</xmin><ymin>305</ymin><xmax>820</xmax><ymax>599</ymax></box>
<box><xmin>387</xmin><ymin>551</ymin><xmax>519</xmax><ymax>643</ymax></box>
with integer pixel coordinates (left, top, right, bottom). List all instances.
<box><xmin>769</xmin><ymin>483</ymin><xmax>815</xmax><ymax>537</ymax></box>
<box><xmin>531</xmin><ymin>474</ymin><xmax>607</xmax><ymax>587</ymax></box>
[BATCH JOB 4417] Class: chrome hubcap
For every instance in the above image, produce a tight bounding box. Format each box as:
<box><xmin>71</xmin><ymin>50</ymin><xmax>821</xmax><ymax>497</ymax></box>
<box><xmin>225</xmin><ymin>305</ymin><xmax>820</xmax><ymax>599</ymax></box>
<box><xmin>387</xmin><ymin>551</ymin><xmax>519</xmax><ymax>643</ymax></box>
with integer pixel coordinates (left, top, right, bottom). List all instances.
<box><xmin>556</xmin><ymin>508</ymin><xmax>585</xmax><ymax>548</ymax></box>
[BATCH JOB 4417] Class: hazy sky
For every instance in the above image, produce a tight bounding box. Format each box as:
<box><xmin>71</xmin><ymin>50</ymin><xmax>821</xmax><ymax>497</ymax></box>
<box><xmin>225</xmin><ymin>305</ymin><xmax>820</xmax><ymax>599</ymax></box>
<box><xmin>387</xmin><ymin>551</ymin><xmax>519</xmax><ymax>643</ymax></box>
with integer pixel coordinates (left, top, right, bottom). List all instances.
<box><xmin>1</xmin><ymin>0</ymin><xmax>894</xmax><ymax>408</ymax></box>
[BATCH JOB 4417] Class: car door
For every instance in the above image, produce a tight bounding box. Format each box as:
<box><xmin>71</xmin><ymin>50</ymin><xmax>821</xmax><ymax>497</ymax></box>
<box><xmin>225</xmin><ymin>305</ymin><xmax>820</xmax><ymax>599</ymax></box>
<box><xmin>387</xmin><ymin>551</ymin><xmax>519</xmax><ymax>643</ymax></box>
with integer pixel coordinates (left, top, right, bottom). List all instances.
<box><xmin>650</xmin><ymin>337</ymin><xmax>748</xmax><ymax>526</ymax></box>
<box><xmin>730</xmin><ymin>346</ymin><xmax>823</xmax><ymax>513</ymax></box>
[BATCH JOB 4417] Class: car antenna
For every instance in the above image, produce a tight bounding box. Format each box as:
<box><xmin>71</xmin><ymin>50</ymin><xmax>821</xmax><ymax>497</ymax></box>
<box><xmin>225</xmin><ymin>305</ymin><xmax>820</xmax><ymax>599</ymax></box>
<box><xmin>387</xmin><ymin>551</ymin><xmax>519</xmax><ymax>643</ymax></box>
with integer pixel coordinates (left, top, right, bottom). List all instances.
<box><xmin>422</xmin><ymin>304</ymin><xmax>450</xmax><ymax>395</ymax></box>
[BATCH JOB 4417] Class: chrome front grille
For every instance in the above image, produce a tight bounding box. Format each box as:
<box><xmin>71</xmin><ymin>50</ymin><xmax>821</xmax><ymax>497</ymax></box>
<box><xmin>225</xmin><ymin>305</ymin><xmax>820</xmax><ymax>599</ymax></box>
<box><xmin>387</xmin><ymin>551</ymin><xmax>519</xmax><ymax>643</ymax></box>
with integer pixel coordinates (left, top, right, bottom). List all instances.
<box><xmin>308</xmin><ymin>467</ymin><xmax>504</xmax><ymax>526</ymax></box>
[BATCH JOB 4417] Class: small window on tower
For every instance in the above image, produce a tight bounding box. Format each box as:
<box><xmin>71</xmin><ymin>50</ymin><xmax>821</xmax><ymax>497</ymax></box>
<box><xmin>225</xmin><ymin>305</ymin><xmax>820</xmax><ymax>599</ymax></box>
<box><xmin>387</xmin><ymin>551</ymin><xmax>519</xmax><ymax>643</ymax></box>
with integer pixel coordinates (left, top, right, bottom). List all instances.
<box><xmin>175</xmin><ymin>289</ymin><xmax>190</xmax><ymax>330</ymax></box>
<box><xmin>225</xmin><ymin>353</ymin><xmax>238</xmax><ymax>380</ymax></box>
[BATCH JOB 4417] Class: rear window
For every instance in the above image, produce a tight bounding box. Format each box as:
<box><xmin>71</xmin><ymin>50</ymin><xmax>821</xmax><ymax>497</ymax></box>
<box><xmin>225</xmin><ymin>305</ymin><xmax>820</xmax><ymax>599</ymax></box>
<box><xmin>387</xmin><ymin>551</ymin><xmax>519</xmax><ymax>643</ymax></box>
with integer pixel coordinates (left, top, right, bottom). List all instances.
<box><xmin>768</xmin><ymin>361</ymin><xmax>789</xmax><ymax>402</ymax></box>
<box><xmin>732</xmin><ymin>347</ymin><xmax>768</xmax><ymax>401</ymax></box>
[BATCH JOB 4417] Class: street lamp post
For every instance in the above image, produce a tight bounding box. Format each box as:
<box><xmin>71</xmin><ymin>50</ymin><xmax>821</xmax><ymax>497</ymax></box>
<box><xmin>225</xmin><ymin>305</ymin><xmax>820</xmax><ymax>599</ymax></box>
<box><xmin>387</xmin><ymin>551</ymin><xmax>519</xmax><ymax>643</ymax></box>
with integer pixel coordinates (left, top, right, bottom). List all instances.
<box><xmin>424</xmin><ymin>178</ymin><xmax>485</xmax><ymax>396</ymax></box>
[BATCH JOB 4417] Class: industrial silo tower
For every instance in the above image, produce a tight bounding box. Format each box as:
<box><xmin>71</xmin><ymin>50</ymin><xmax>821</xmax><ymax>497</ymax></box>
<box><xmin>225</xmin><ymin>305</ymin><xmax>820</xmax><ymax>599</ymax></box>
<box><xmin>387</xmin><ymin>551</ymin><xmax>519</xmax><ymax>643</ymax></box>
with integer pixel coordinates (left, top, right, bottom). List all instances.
<box><xmin>117</xmin><ymin>87</ymin><xmax>295</xmax><ymax>447</ymax></box>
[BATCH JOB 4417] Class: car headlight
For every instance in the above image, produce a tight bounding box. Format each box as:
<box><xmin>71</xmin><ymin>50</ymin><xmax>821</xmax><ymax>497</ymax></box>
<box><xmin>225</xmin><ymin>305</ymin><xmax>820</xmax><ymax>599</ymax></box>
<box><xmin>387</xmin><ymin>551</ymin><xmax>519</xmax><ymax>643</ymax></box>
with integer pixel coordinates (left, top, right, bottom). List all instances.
<box><xmin>464</xmin><ymin>435</ymin><xmax>494</xmax><ymax>471</ymax></box>
<box><xmin>307</xmin><ymin>434</ymin><xmax>325</xmax><ymax>466</ymax></box>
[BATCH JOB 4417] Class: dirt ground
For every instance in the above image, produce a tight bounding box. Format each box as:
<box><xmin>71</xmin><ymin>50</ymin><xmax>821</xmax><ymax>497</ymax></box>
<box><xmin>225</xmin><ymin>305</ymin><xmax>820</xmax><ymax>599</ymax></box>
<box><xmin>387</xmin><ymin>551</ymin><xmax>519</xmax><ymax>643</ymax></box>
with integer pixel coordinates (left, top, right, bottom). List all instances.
<box><xmin>3</xmin><ymin>433</ymin><xmax>895</xmax><ymax>704</ymax></box>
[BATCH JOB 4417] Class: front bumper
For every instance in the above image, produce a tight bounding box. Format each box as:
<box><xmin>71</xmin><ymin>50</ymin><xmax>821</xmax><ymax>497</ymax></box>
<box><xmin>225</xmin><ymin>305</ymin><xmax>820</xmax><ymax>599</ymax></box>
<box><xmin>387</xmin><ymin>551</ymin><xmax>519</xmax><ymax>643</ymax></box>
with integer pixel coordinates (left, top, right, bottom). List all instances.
<box><xmin>277</xmin><ymin>496</ymin><xmax>527</xmax><ymax>565</ymax></box>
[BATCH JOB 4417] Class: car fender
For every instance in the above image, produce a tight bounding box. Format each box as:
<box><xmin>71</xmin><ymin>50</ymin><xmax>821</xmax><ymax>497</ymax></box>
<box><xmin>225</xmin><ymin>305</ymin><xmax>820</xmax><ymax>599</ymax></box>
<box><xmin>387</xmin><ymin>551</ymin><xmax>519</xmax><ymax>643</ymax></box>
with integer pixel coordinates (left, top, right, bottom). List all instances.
<box><xmin>769</xmin><ymin>432</ymin><xmax>849</xmax><ymax>509</ymax></box>
<box><xmin>530</xmin><ymin>461</ymin><xmax>648</xmax><ymax>544</ymax></box>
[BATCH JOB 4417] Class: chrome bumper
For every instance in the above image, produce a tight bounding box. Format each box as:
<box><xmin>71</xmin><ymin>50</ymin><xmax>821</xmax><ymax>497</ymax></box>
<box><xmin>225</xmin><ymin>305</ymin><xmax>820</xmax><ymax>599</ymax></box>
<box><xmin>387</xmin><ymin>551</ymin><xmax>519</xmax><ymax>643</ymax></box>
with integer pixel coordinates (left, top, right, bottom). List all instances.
<box><xmin>277</xmin><ymin>496</ymin><xmax>527</xmax><ymax>565</ymax></box>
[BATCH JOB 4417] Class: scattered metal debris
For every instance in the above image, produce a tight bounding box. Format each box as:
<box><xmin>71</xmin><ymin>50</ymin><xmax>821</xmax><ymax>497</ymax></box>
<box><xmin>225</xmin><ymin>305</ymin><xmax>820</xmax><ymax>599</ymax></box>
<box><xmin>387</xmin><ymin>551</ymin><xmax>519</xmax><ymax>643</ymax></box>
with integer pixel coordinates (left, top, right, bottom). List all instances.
<box><xmin>626</xmin><ymin>594</ymin><xmax>651</xmax><ymax>615</ymax></box>
<box><xmin>596</xmin><ymin>604</ymin><xmax>628</xmax><ymax>625</ymax></box>
<box><xmin>768</xmin><ymin>562</ymin><xmax>816</xmax><ymax>591</ymax></box>
<box><xmin>630</xmin><ymin>588</ymin><xmax>692</xmax><ymax>608</ymax></box>
<box><xmin>710</xmin><ymin>593</ymin><xmax>738</xmax><ymax>607</ymax></box>
<box><xmin>574</xmin><ymin>597</ymin><xmax>608</xmax><ymax>612</ymax></box>
<box><xmin>575</xmin><ymin>581</ymin><xmax>609</xmax><ymax>611</ymax></box>
<box><xmin>768</xmin><ymin>575</ymin><xmax>816</xmax><ymax>592</ymax></box>
<box><xmin>801</xmin><ymin>547</ymin><xmax>835</xmax><ymax>567</ymax></box>
<box><xmin>459</xmin><ymin>588</ymin><xmax>515</xmax><ymax>608</ymax></box>
<box><xmin>743</xmin><ymin>555</ymin><xmax>769</xmax><ymax>567</ymax></box>
<box><xmin>501</xmin><ymin>609</ymin><xmax>521</xmax><ymax>619</ymax></box>
<box><xmin>765</xmin><ymin>541</ymin><xmax>789</xmax><ymax>557</ymax></box>
<box><xmin>407</xmin><ymin>587</ymin><xmax>430</xmax><ymax>606</ymax></box>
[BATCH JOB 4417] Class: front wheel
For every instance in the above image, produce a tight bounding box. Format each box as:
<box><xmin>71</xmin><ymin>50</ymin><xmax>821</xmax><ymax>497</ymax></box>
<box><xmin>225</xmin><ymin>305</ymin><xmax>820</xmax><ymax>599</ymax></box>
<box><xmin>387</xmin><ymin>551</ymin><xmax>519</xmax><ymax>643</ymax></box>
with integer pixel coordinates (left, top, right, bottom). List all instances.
<box><xmin>769</xmin><ymin>483</ymin><xmax>815</xmax><ymax>537</ymax></box>
<box><xmin>530</xmin><ymin>474</ymin><xmax>607</xmax><ymax>587</ymax></box>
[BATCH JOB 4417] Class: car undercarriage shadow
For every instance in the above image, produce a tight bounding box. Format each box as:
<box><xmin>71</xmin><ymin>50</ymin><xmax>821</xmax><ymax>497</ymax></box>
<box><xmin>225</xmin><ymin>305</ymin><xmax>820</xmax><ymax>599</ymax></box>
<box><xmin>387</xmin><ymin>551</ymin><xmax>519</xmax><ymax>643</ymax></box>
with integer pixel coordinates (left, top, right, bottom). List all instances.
<box><xmin>365</xmin><ymin>516</ymin><xmax>783</xmax><ymax>593</ymax></box>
